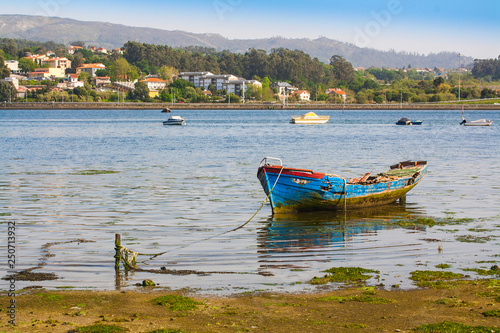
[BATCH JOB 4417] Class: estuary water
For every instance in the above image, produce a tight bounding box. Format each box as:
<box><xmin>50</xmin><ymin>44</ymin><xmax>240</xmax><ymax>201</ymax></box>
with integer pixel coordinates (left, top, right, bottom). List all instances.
<box><xmin>1</xmin><ymin>108</ymin><xmax>499</xmax><ymax>294</ymax></box>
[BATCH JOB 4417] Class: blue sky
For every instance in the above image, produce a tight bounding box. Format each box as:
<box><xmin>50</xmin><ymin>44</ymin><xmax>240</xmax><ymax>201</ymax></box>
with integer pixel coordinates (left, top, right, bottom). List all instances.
<box><xmin>3</xmin><ymin>0</ymin><xmax>499</xmax><ymax>59</ymax></box>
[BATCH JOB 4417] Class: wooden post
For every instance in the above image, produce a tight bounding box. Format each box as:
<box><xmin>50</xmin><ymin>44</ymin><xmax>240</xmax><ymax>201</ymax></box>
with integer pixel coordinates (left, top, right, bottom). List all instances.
<box><xmin>114</xmin><ymin>234</ymin><xmax>121</xmax><ymax>270</ymax></box>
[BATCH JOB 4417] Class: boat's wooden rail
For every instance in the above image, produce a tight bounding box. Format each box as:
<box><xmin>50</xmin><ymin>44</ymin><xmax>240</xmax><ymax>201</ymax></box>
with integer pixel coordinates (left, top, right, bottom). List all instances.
<box><xmin>390</xmin><ymin>160</ymin><xmax>427</xmax><ymax>170</ymax></box>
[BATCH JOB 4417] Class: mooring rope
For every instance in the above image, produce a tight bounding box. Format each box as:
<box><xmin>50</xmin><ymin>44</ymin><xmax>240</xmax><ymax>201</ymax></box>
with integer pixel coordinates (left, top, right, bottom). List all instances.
<box><xmin>119</xmin><ymin>165</ymin><xmax>286</xmax><ymax>263</ymax></box>
<box><xmin>343</xmin><ymin>178</ymin><xmax>347</xmax><ymax>222</ymax></box>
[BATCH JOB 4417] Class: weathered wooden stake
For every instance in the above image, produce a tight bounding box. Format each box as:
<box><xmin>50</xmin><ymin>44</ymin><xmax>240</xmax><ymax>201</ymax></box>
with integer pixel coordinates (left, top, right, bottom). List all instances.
<box><xmin>114</xmin><ymin>234</ymin><xmax>121</xmax><ymax>270</ymax></box>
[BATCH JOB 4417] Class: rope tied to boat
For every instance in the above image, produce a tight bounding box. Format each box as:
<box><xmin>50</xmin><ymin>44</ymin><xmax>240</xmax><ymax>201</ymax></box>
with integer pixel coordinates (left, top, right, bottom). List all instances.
<box><xmin>115</xmin><ymin>165</ymin><xmax>286</xmax><ymax>266</ymax></box>
<box><xmin>343</xmin><ymin>178</ymin><xmax>347</xmax><ymax>221</ymax></box>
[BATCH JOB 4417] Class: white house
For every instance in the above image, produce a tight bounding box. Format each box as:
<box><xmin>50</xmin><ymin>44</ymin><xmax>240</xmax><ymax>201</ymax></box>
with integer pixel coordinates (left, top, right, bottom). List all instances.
<box><xmin>140</xmin><ymin>77</ymin><xmax>168</xmax><ymax>91</ymax></box>
<box><xmin>42</xmin><ymin>57</ymin><xmax>72</xmax><ymax>72</ymax></box>
<box><xmin>4</xmin><ymin>60</ymin><xmax>19</xmax><ymax>73</ymax></box>
<box><xmin>178</xmin><ymin>71</ymin><xmax>261</xmax><ymax>97</ymax></box>
<box><xmin>270</xmin><ymin>81</ymin><xmax>298</xmax><ymax>98</ymax></box>
<box><xmin>200</xmin><ymin>74</ymin><xmax>238</xmax><ymax>91</ymax></box>
<box><xmin>66</xmin><ymin>45</ymin><xmax>83</xmax><ymax>54</ymax></box>
<box><xmin>177</xmin><ymin>71</ymin><xmax>214</xmax><ymax>87</ymax></box>
<box><xmin>223</xmin><ymin>79</ymin><xmax>263</xmax><ymax>96</ymax></box>
<box><xmin>56</xmin><ymin>74</ymin><xmax>85</xmax><ymax>89</ymax></box>
<box><xmin>76</xmin><ymin>63</ymin><xmax>106</xmax><ymax>77</ymax></box>
<box><xmin>291</xmin><ymin>90</ymin><xmax>311</xmax><ymax>101</ymax></box>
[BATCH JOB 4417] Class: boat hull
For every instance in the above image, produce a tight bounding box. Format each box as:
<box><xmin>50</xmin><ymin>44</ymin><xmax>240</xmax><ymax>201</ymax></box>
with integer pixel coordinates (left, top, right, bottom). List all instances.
<box><xmin>163</xmin><ymin>121</ymin><xmax>185</xmax><ymax>125</ymax></box>
<box><xmin>291</xmin><ymin>112</ymin><xmax>329</xmax><ymax>124</ymax></box>
<box><xmin>463</xmin><ymin>120</ymin><xmax>493</xmax><ymax>126</ymax></box>
<box><xmin>257</xmin><ymin>161</ymin><xmax>427</xmax><ymax>214</ymax></box>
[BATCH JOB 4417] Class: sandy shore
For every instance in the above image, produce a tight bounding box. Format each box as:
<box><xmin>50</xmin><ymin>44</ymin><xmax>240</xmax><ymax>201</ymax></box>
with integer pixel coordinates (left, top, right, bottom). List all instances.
<box><xmin>2</xmin><ymin>279</ymin><xmax>500</xmax><ymax>332</ymax></box>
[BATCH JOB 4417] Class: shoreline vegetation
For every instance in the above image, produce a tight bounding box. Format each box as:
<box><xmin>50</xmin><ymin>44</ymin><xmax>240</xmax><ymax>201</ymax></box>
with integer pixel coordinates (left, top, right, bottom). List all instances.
<box><xmin>2</xmin><ymin>101</ymin><xmax>500</xmax><ymax>110</ymax></box>
<box><xmin>2</xmin><ymin>279</ymin><xmax>500</xmax><ymax>332</ymax></box>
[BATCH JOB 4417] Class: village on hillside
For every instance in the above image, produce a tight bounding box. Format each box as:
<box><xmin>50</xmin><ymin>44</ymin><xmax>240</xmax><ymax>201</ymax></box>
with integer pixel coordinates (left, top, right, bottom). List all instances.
<box><xmin>1</xmin><ymin>41</ymin><xmax>497</xmax><ymax>105</ymax></box>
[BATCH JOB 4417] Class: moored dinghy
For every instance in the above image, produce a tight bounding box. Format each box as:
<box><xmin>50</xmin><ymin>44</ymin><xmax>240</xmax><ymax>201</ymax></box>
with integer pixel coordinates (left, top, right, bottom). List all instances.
<box><xmin>291</xmin><ymin>112</ymin><xmax>329</xmax><ymax>124</ymax></box>
<box><xmin>460</xmin><ymin>118</ymin><xmax>493</xmax><ymax>126</ymax></box>
<box><xmin>257</xmin><ymin>157</ymin><xmax>428</xmax><ymax>214</ymax></box>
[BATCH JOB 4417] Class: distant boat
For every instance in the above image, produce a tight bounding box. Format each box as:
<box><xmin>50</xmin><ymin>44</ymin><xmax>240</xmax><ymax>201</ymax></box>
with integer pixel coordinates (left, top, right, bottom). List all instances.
<box><xmin>396</xmin><ymin>117</ymin><xmax>422</xmax><ymax>125</ymax></box>
<box><xmin>161</xmin><ymin>108</ymin><xmax>171</xmax><ymax>113</ymax></box>
<box><xmin>258</xmin><ymin>157</ymin><xmax>428</xmax><ymax>214</ymax></box>
<box><xmin>460</xmin><ymin>118</ymin><xmax>493</xmax><ymax>126</ymax></box>
<box><xmin>163</xmin><ymin>115</ymin><xmax>186</xmax><ymax>125</ymax></box>
<box><xmin>291</xmin><ymin>112</ymin><xmax>329</xmax><ymax>124</ymax></box>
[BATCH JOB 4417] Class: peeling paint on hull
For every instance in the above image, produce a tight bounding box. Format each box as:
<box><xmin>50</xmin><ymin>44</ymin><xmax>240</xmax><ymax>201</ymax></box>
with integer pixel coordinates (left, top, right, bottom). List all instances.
<box><xmin>257</xmin><ymin>160</ymin><xmax>428</xmax><ymax>214</ymax></box>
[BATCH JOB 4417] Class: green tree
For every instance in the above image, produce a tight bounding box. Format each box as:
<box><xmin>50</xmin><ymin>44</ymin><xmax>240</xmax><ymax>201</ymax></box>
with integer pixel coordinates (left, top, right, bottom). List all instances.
<box><xmin>0</xmin><ymin>81</ymin><xmax>16</xmax><ymax>102</ymax></box>
<box><xmin>3</xmin><ymin>40</ymin><xmax>17</xmax><ymax>59</ymax></box>
<box><xmin>95</xmin><ymin>69</ymin><xmax>110</xmax><ymax>77</ymax></box>
<box><xmin>355</xmin><ymin>92</ymin><xmax>367</xmax><ymax>104</ymax></box>
<box><xmin>374</xmin><ymin>95</ymin><xmax>385</xmax><ymax>104</ymax></box>
<box><xmin>69</xmin><ymin>41</ymin><xmax>86</xmax><ymax>47</ymax></box>
<box><xmin>132</xmin><ymin>81</ymin><xmax>150</xmax><ymax>101</ymax></box>
<box><xmin>158</xmin><ymin>65</ymin><xmax>177</xmax><ymax>83</ymax></box>
<box><xmin>160</xmin><ymin>90</ymin><xmax>172</xmax><ymax>102</ymax></box>
<box><xmin>433</xmin><ymin>76</ymin><xmax>445</xmax><ymax>88</ymax></box>
<box><xmin>109</xmin><ymin>58</ymin><xmax>139</xmax><ymax>82</ymax></box>
<box><xmin>69</xmin><ymin>54</ymin><xmax>84</xmax><ymax>73</ymax></box>
<box><xmin>228</xmin><ymin>93</ymin><xmax>241</xmax><ymax>103</ymax></box>
<box><xmin>0</xmin><ymin>53</ymin><xmax>10</xmax><ymax>78</ymax></box>
<box><xmin>261</xmin><ymin>76</ymin><xmax>272</xmax><ymax>89</ymax></box>
<box><xmin>78</xmin><ymin>72</ymin><xmax>91</xmax><ymax>84</ymax></box>
<box><xmin>330</xmin><ymin>55</ymin><xmax>355</xmax><ymax>83</ymax></box>
<box><xmin>18</xmin><ymin>58</ymin><xmax>38</xmax><ymax>74</ymax></box>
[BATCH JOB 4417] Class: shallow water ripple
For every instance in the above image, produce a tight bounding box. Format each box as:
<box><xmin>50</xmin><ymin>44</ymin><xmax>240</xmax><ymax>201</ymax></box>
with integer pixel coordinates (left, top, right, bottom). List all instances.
<box><xmin>1</xmin><ymin>109</ymin><xmax>499</xmax><ymax>294</ymax></box>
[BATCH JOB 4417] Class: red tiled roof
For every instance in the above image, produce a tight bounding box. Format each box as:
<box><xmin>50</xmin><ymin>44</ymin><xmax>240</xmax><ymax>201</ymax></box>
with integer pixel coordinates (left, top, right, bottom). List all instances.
<box><xmin>141</xmin><ymin>78</ymin><xmax>167</xmax><ymax>82</ymax></box>
<box><xmin>326</xmin><ymin>88</ymin><xmax>346</xmax><ymax>95</ymax></box>
<box><xmin>77</xmin><ymin>63</ymin><xmax>106</xmax><ymax>69</ymax></box>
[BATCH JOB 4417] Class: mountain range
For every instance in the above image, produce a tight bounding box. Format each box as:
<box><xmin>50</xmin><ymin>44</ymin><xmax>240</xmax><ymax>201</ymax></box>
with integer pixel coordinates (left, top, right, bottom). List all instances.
<box><xmin>0</xmin><ymin>14</ymin><xmax>473</xmax><ymax>69</ymax></box>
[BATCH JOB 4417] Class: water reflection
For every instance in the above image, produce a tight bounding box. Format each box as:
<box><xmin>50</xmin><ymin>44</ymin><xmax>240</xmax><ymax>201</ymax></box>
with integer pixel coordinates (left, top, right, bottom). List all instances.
<box><xmin>256</xmin><ymin>202</ymin><xmax>420</xmax><ymax>270</ymax></box>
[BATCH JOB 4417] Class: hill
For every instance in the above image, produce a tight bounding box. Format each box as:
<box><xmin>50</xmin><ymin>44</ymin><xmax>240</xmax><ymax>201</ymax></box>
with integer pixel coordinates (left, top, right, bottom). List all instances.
<box><xmin>0</xmin><ymin>14</ymin><xmax>473</xmax><ymax>68</ymax></box>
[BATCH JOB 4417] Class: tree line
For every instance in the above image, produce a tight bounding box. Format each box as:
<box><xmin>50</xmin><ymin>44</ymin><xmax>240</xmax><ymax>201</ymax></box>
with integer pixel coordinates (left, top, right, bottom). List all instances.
<box><xmin>471</xmin><ymin>57</ymin><xmax>500</xmax><ymax>80</ymax></box>
<box><xmin>1</xmin><ymin>38</ymin><xmax>499</xmax><ymax>104</ymax></box>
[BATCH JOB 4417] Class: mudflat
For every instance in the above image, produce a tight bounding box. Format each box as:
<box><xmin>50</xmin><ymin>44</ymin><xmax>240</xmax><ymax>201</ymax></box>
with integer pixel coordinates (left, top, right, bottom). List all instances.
<box><xmin>2</xmin><ymin>279</ymin><xmax>500</xmax><ymax>332</ymax></box>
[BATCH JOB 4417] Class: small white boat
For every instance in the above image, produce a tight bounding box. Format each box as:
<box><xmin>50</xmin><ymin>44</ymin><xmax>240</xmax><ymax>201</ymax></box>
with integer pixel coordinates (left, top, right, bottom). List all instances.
<box><xmin>291</xmin><ymin>112</ymin><xmax>329</xmax><ymax>124</ymax></box>
<box><xmin>461</xmin><ymin>118</ymin><xmax>493</xmax><ymax>126</ymax></box>
<box><xmin>163</xmin><ymin>115</ymin><xmax>186</xmax><ymax>125</ymax></box>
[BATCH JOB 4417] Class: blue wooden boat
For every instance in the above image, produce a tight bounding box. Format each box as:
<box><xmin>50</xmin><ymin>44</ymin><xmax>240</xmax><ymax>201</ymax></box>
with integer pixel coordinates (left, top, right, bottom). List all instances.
<box><xmin>257</xmin><ymin>157</ymin><xmax>428</xmax><ymax>214</ymax></box>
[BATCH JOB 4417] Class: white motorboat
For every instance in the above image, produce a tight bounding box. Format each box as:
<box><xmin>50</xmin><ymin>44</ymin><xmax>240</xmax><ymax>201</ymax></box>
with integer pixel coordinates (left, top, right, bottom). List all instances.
<box><xmin>163</xmin><ymin>115</ymin><xmax>186</xmax><ymax>125</ymax></box>
<box><xmin>461</xmin><ymin>118</ymin><xmax>493</xmax><ymax>126</ymax></box>
<box><xmin>291</xmin><ymin>112</ymin><xmax>329</xmax><ymax>124</ymax></box>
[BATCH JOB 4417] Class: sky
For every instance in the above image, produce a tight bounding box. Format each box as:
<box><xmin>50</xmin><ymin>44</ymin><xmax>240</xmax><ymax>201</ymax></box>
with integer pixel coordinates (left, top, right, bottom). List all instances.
<box><xmin>2</xmin><ymin>0</ymin><xmax>499</xmax><ymax>59</ymax></box>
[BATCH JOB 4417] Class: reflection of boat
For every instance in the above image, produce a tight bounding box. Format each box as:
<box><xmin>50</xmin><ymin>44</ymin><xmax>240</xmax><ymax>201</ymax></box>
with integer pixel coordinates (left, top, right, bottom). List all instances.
<box><xmin>163</xmin><ymin>115</ymin><xmax>186</xmax><ymax>125</ymax></box>
<box><xmin>291</xmin><ymin>112</ymin><xmax>329</xmax><ymax>124</ymax></box>
<box><xmin>460</xmin><ymin>118</ymin><xmax>493</xmax><ymax>126</ymax></box>
<box><xmin>396</xmin><ymin>117</ymin><xmax>422</xmax><ymax>125</ymax></box>
<box><xmin>257</xmin><ymin>157</ymin><xmax>428</xmax><ymax>214</ymax></box>
<box><xmin>257</xmin><ymin>204</ymin><xmax>417</xmax><ymax>256</ymax></box>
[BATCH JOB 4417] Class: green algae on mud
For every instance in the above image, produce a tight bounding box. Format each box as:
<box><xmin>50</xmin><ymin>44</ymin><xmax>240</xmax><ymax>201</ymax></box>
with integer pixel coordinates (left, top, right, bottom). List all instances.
<box><xmin>387</xmin><ymin>216</ymin><xmax>475</xmax><ymax>228</ymax></box>
<box><xmin>309</xmin><ymin>267</ymin><xmax>379</xmax><ymax>285</ymax></box>
<box><xmin>318</xmin><ymin>294</ymin><xmax>393</xmax><ymax>304</ymax></box>
<box><xmin>152</xmin><ymin>295</ymin><xmax>204</xmax><ymax>311</ymax></box>
<box><xmin>410</xmin><ymin>270</ymin><xmax>465</xmax><ymax>288</ymax></box>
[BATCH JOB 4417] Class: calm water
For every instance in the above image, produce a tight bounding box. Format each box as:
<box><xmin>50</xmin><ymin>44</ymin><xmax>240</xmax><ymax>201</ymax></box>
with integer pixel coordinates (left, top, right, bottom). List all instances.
<box><xmin>1</xmin><ymin>108</ymin><xmax>499</xmax><ymax>294</ymax></box>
